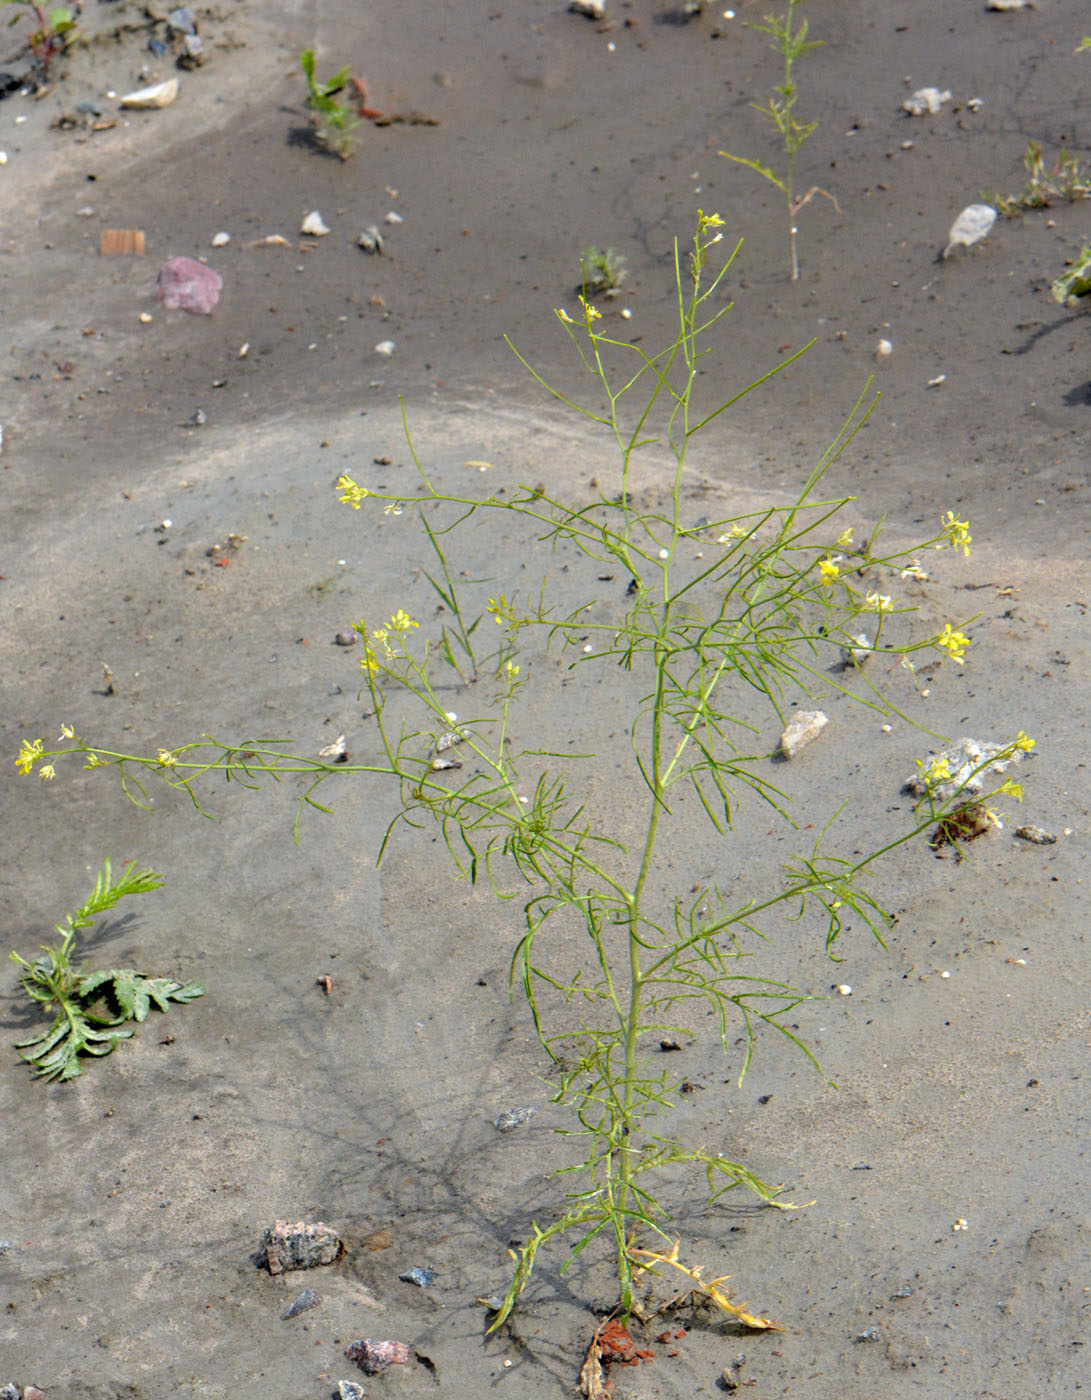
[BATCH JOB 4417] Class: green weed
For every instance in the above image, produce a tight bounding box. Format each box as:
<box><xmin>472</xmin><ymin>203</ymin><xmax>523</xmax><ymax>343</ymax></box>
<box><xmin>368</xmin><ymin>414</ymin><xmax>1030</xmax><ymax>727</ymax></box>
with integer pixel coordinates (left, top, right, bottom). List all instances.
<box><xmin>719</xmin><ymin>0</ymin><xmax>836</xmax><ymax>281</ymax></box>
<box><xmin>580</xmin><ymin>245</ymin><xmax>627</xmax><ymax>297</ymax></box>
<box><xmin>1052</xmin><ymin>244</ymin><xmax>1091</xmax><ymax>306</ymax></box>
<box><xmin>11</xmin><ymin>859</ymin><xmax>203</xmax><ymax>1082</ymax></box>
<box><xmin>1</xmin><ymin>0</ymin><xmax>76</xmax><ymax>81</ymax></box>
<box><xmin>300</xmin><ymin>48</ymin><xmax>361</xmax><ymax>160</ymax></box>
<box><xmin>986</xmin><ymin>140</ymin><xmax>1091</xmax><ymax>216</ymax></box>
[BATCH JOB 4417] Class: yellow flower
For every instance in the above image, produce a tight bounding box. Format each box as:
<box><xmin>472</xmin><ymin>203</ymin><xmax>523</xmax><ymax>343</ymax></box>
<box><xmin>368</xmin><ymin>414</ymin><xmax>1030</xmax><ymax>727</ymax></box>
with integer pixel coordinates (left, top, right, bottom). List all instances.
<box><xmin>717</xmin><ymin>524</ymin><xmax>746</xmax><ymax>544</ymax></box>
<box><xmin>835</xmin><ymin>527</ymin><xmax>855</xmax><ymax>549</ymax></box>
<box><xmin>157</xmin><ymin>750</ymin><xmax>177</xmax><ymax>768</ymax></box>
<box><xmin>697</xmin><ymin>209</ymin><xmax>725</xmax><ymax>233</ymax></box>
<box><xmin>505</xmin><ymin>660</ymin><xmax>520</xmax><ymax>680</ymax></box>
<box><xmin>818</xmin><ymin>556</ymin><xmax>841</xmax><ymax>587</ymax></box>
<box><xmin>940</xmin><ymin>510</ymin><xmax>972</xmax><ymax>556</ymax></box>
<box><xmin>16</xmin><ymin>738</ymin><xmax>44</xmax><ymax>776</ymax></box>
<box><xmin>865</xmin><ymin>591</ymin><xmax>893</xmax><ymax>612</ymax></box>
<box><xmin>336</xmin><ymin>475</ymin><xmax>370</xmax><ymax>509</ymax></box>
<box><xmin>84</xmin><ymin>754</ymin><xmax>103</xmax><ymax>769</ymax></box>
<box><xmin>997</xmin><ymin>779</ymin><xmax>1024</xmax><ymax>801</ymax></box>
<box><xmin>359</xmin><ymin>646</ymin><xmax>380</xmax><ymax>679</ymax></box>
<box><xmin>578</xmin><ymin>294</ymin><xmax>602</xmax><ymax>324</ymax></box>
<box><xmin>388</xmin><ymin>609</ymin><xmax>419</xmax><ymax>635</ymax></box>
<box><xmin>1014</xmin><ymin>730</ymin><xmax>1035</xmax><ymax>752</ymax></box>
<box><xmin>487</xmin><ymin>595</ymin><xmax>512</xmax><ymax>626</ymax></box>
<box><xmin>935</xmin><ymin>623</ymin><xmax>970</xmax><ymax>664</ymax></box>
<box><xmin>59</xmin><ymin>723</ymin><xmax>75</xmax><ymax>740</ymax></box>
<box><xmin>38</xmin><ymin>764</ymin><xmax>56</xmax><ymax>782</ymax></box>
<box><xmin>919</xmin><ymin>754</ymin><xmax>952</xmax><ymax>788</ymax></box>
<box><xmin>556</xmin><ymin>307</ymin><xmax>575</xmax><ymax>324</ymax></box>
<box><xmin>370</xmin><ymin>627</ymin><xmax>395</xmax><ymax>659</ymax></box>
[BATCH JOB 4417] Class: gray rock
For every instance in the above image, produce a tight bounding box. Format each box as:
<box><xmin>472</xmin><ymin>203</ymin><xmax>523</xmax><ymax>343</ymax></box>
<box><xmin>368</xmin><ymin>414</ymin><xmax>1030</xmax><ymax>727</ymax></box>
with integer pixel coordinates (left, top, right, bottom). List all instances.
<box><xmin>260</xmin><ymin>1218</ymin><xmax>343</xmax><ymax>1274</ymax></box>
<box><xmin>495</xmin><ymin>1105</ymin><xmax>535</xmax><ymax>1132</ymax></box>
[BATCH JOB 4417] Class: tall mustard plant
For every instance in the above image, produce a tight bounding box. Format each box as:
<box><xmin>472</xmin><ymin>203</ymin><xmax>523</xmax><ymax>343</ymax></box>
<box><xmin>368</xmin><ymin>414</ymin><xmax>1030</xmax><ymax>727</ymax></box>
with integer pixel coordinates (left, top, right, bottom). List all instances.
<box><xmin>18</xmin><ymin>215</ymin><xmax>1028</xmax><ymax>1329</ymax></box>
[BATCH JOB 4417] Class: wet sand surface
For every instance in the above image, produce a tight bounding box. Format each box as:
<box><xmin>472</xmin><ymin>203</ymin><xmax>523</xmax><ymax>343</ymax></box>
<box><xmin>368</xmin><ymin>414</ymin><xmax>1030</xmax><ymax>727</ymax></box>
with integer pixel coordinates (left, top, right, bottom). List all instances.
<box><xmin>1</xmin><ymin>2</ymin><xmax>1088</xmax><ymax>1395</ymax></box>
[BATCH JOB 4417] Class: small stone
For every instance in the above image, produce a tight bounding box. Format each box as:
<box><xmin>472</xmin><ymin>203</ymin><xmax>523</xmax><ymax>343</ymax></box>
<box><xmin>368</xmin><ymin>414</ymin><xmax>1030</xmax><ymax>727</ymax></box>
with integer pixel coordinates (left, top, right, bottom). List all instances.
<box><xmin>904</xmin><ymin>737</ymin><xmax>1024</xmax><ymax>803</ymax></box>
<box><xmin>261</xmin><ymin>1218</ymin><xmax>344</xmax><ymax>1274</ymax></box>
<box><xmin>384</xmin><ymin>210</ymin><xmax>404</xmax><ymax>225</ymax></box>
<box><xmin>837</xmin><ymin>984</ymin><xmax>852</xmax><ymax>996</ymax></box>
<box><xmin>344</xmin><ymin>1339</ymin><xmax>411</xmax><ymax>1376</ymax></box>
<box><xmin>338</xmin><ymin>1383</ymin><xmax>366</xmax><ymax>1400</ymax></box>
<box><xmin>1014</xmin><ymin>825</ymin><xmax>1056</xmax><ymax>845</ymax></box>
<box><xmin>943</xmin><ymin>203</ymin><xmax>997</xmax><ymax>259</ymax></box>
<box><xmin>281</xmin><ymin>1286</ymin><xmax>320</xmax><ymax>1319</ymax></box>
<box><xmin>875</xmin><ymin>338</ymin><xmax>893</xmax><ymax>358</ymax></box>
<box><xmin>155</xmin><ymin>256</ymin><xmax>223</xmax><ymax>314</ymax></box>
<box><xmin>399</xmin><ymin>1265</ymin><xmax>437</xmax><ymax>1288</ymax></box>
<box><xmin>334</xmin><ymin>631</ymin><xmax>358</xmax><ymax>647</ymax></box>
<box><xmin>167</xmin><ymin>6</ymin><xmax>197</xmax><ymax>33</ymax></box>
<box><xmin>840</xmin><ymin>633</ymin><xmax>870</xmax><ymax>668</ymax></box>
<box><xmin>373</xmin><ymin>340</ymin><xmax>396</xmax><ymax>357</ymax></box>
<box><xmin>495</xmin><ymin>1105</ymin><xmax>535</xmax><ymax>1132</ymax></box>
<box><xmin>986</xmin><ymin>0</ymin><xmax>1034</xmax><ymax>9</ymax></box>
<box><xmin>903</xmin><ymin>86</ymin><xmax>951</xmax><ymax>117</ymax></box>
<box><xmin>358</xmin><ymin>226</ymin><xmax>385</xmax><ymax>254</ymax></box>
<box><xmin>211</xmin><ymin>231</ymin><xmax>231</xmax><ymax>246</ymax></box>
<box><xmin>121</xmin><ymin>78</ymin><xmax>179</xmax><ymax>109</ymax></box>
<box><xmin>301</xmin><ymin>210</ymin><xmax>330</xmax><ymax>236</ymax></box>
<box><xmin>569</xmin><ymin>0</ymin><xmax>606</xmax><ymax>16</ymax></box>
<box><xmin>854</xmin><ymin>1327</ymin><xmax>881</xmax><ymax>1343</ymax></box>
<box><xmin>780</xmin><ymin>709</ymin><xmax>829</xmax><ymax>758</ymax></box>
<box><xmin>139</xmin><ymin>312</ymin><xmax>153</xmax><ymax>323</ymax></box>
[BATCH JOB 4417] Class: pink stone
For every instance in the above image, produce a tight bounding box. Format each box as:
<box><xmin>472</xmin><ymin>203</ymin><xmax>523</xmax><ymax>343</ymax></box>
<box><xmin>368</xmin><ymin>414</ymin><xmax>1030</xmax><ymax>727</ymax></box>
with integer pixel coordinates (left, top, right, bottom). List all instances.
<box><xmin>344</xmin><ymin>1339</ymin><xmax>411</xmax><ymax>1375</ymax></box>
<box><xmin>155</xmin><ymin>256</ymin><xmax>223</xmax><ymax>314</ymax></box>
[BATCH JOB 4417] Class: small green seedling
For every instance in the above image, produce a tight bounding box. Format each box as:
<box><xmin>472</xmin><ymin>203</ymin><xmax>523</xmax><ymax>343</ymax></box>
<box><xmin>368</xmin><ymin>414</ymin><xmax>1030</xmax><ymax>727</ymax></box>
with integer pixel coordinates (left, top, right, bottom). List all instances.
<box><xmin>1</xmin><ymin>0</ymin><xmax>76</xmax><ymax>81</ymax></box>
<box><xmin>11</xmin><ymin>859</ymin><xmax>203</xmax><ymax>1082</ymax></box>
<box><xmin>1052</xmin><ymin>245</ymin><xmax>1091</xmax><ymax>307</ymax></box>
<box><xmin>719</xmin><ymin>0</ymin><xmax>836</xmax><ymax>281</ymax></box>
<box><xmin>300</xmin><ymin>48</ymin><xmax>362</xmax><ymax>159</ymax></box>
<box><xmin>580</xmin><ymin>245</ymin><xmax>627</xmax><ymax>296</ymax></box>
<box><xmin>987</xmin><ymin>140</ymin><xmax>1091</xmax><ymax>216</ymax></box>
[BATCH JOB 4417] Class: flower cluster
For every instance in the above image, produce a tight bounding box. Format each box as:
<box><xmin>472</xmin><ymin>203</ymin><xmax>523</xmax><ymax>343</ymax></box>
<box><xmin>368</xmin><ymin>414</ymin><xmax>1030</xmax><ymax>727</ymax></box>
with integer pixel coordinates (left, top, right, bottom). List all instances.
<box><xmin>934</xmin><ymin>623</ymin><xmax>971</xmax><ymax>665</ymax></box>
<box><xmin>557</xmin><ymin>295</ymin><xmax>602</xmax><ymax>329</ymax></box>
<box><xmin>487</xmin><ymin>594</ymin><xmax>515</xmax><ymax>627</ymax></box>
<box><xmin>357</xmin><ymin>610</ymin><xmax>420</xmax><ymax>677</ymax></box>
<box><xmin>336</xmin><ymin>475</ymin><xmax>370</xmax><ymax>509</ymax></box>
<box><xmin>940</xmin><ymin>510</ymin><xmax>972</xmax><ymax>556</ymax></box>
<box><xmin>817</xmin><ymin>556</ymin><xmax>841</xmax><ymax>587</ymax></box>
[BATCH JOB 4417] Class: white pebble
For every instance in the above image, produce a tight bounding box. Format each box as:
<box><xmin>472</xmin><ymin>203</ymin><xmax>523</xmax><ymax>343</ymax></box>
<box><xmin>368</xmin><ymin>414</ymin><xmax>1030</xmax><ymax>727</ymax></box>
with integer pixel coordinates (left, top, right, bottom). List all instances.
<box><xmin>445</xmin><ymin>711</ymin><xmax>458</xmax><ymax>723</ymax></box>
<box><xmin>837</xmin><ymin>984</ymin><xmax>852</xmax><ymax>996</ymax></box>
<box><xmin>374</xmin><ymin>340</ymin><xmax>396</xmax><ymax>357</ymax></box>
<box><xmin>211</xmin><ymin>231</ymin><xmax>231</xmax><ymax>246</ymax></box>
<box><xmin>238</xmin><ymin>342</ymin><xmax>250</xmax><ymax>358</ymax></box>
<box><xmin>658</xmin><ymin>548</ymin><xmax>669</xmax><ymax>559</ymax></box>
<box><xmin>940</xmin><ymin>970</ymin><xmax>951</xmax><ymax>979</ymax></box>
<box><xmin>301</xmin><ymin>210</ymin><xmax>330</xmax><ymax>237</ymax></box>
<box><xmin>384</xmin><ymin>210</ymin><xmax>404</xmax><ymax>225</ymax></box>
<box><xmin>876</xmin><ymin>338</ymin><xmax>893</xmax><ymax>358</ymax></box>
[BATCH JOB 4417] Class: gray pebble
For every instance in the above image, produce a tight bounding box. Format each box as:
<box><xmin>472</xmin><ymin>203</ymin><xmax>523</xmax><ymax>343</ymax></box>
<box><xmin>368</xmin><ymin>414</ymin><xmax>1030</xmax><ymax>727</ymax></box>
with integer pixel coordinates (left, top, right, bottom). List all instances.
<box><xmin>494</xmin><ymin>1105</ymin><xmax>535</xmax><ymax>1132</ymax></box>
<box><xmin>399</xmin><ymin>1265</ymin><xmax>437</xmax><ymax>1288</ymax></box>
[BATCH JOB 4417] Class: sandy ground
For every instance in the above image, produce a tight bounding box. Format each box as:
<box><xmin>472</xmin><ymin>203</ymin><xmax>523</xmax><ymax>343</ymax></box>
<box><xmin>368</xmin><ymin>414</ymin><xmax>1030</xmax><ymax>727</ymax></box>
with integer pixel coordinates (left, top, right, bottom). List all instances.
<box><xmin>1</xmin><ymin>1</ymin><xmax>1088</xmax><ymax>1396</ymax></box>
